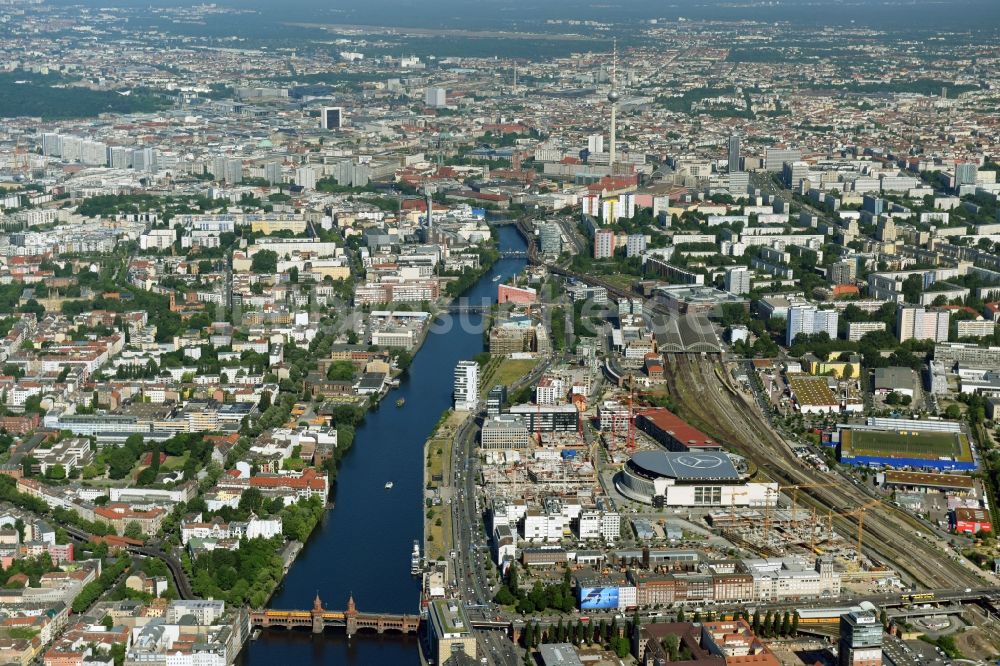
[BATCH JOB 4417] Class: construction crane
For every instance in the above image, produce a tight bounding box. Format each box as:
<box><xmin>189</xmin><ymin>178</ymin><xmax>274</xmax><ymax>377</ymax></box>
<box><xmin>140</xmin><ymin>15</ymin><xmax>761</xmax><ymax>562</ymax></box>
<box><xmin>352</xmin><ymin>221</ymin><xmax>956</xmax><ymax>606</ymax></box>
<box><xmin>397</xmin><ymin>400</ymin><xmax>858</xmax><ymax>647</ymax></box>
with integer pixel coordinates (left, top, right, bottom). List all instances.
<box><xmin>625</xmin><ymin>375</ymin><xmax>668</xmax><ymax>451</ymax></box>
<box><xmin>841</xmin><ymin>499</ymin><xmax>881</xmax><ymax>559</ymax></box>
<box><xmin>785</xmin><ymin>482</ymin><xmax>839</xmax><ymax>521</ymax></box>
<box><xmin>816</xmin><ymin>500</ymin><xmax>882</xmax><ymax>562</ymax></box>
<box><xmin>763</xmin><ymin>482</ymin><xmax>839</xmax><ymax>542</ymax></box>
<box><xmin>627</xmin><ymin>376</ymin><xmax>637</xmax><ymax>451</ymax></box>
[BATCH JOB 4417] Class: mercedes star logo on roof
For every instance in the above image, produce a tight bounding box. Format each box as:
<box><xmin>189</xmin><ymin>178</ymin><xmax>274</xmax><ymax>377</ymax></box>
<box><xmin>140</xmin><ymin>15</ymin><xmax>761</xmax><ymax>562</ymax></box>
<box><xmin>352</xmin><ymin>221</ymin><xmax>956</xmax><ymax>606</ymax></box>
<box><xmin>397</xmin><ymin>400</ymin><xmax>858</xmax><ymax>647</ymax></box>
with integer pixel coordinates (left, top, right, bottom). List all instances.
<box><xmin>676</xmin><ymin>454</ymin><xmax>723</xmax><ymax>469</ymax></box>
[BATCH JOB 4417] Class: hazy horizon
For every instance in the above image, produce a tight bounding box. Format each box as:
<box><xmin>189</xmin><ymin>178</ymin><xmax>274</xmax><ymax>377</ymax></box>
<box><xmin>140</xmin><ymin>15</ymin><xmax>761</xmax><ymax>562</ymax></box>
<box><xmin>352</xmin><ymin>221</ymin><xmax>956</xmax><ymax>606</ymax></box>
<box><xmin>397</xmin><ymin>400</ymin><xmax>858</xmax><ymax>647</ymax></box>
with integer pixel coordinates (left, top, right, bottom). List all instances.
<box><xmin>51</xmin><ymin>0</ymin><xmax>1000</xmax><ymax>32</ymax></box>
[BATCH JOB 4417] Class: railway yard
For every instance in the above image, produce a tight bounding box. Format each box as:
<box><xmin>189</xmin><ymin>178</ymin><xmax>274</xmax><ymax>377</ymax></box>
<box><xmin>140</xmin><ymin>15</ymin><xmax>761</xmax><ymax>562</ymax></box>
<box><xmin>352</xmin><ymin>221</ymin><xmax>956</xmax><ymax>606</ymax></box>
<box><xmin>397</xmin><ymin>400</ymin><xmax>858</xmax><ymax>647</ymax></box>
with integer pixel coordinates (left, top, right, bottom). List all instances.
<box><xmin>660</xmin><ymin>354</ymin><xmax>989</xmax><ymax>591</ymax></box>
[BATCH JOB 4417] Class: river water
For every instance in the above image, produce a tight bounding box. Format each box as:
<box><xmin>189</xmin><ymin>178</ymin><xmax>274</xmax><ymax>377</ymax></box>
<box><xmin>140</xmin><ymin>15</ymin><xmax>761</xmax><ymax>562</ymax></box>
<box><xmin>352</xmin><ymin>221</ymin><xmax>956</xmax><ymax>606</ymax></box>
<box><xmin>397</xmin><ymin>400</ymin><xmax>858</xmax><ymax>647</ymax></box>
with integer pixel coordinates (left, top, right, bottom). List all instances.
<box><xmin>239</xmin><ymin>224</ymin><xmax>527</xmax><ymax>665</ymax></box>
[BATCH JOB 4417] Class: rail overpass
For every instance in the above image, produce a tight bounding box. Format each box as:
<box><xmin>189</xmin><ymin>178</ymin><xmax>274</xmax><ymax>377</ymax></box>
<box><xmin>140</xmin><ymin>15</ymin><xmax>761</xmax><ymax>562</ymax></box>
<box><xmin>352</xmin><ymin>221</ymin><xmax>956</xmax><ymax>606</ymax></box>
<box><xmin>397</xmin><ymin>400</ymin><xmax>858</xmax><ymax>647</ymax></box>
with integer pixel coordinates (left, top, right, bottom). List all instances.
<box><xmin>63</xmin><ymin>525</ymin><xmax>194</xmax><ymax>599</ymax></box>
<box><xmin>470</xmin><ymin>587</ymin><xmax>999</xmax><ymax>636</ymax></box>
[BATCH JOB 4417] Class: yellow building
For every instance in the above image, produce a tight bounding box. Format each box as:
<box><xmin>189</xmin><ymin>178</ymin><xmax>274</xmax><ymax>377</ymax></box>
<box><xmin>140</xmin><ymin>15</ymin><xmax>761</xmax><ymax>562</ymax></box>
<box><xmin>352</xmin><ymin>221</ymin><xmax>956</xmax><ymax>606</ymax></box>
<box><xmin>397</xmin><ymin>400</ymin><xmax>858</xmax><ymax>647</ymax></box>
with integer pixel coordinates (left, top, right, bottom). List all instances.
<box><xmin>308</xmin><ymin>261</ymin><xmax>351</xmax><ymax>281</ymax></box>
<box><xmin>232</xmin><ymin>252</ymin><xmax>253</xmax><ymax>273</ymax></box>
<box><xmin>428</xmin><ymin>600</ymin><xmax>476</xmax><ymax>665</ymax></box>
<box><xmin>250</xmin><ymin>217</ymin><xmax>308</xmax><ymax>235</ymax></box>
<box><xmin>804</xmin><ymin>352</ymin><xmax>862</xmax><ymax>379</ymax></box>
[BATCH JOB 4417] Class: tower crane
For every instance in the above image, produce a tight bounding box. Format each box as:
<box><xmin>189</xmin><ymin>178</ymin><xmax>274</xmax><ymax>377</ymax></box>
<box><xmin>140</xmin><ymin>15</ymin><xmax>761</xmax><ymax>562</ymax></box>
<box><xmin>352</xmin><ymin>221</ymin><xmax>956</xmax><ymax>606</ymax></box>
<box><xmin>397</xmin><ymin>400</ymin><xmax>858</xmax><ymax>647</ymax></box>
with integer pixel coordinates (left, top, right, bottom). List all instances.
<box><xmin>763</xmin><ymin>482</ymin><xmax>839</xmax><ymax>542</ymax></box>
<box><xmin>841</xmin><ymin>499</ymin><xmax>881</xmax><ymax>560</ymax></box>
<box><xmin>815</xmin><ymin>500</ymin><xmax>883</xmax><ymax>562</ymax></box>
<box><xmin>785</xmin><ymin>482</ymin><xmax>839</xmax><ymax>521</ymax></box>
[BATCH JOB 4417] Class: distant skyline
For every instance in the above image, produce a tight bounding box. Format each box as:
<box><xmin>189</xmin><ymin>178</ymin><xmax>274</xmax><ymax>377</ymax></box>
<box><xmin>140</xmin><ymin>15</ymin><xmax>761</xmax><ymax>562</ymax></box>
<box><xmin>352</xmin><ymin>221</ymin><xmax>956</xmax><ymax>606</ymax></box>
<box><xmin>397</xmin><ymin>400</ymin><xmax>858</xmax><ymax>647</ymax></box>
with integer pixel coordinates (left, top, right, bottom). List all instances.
<box><xmin>55</xmin><ymin>0</ymin><xmax>1000</xmax><ymax>32</ymax></box>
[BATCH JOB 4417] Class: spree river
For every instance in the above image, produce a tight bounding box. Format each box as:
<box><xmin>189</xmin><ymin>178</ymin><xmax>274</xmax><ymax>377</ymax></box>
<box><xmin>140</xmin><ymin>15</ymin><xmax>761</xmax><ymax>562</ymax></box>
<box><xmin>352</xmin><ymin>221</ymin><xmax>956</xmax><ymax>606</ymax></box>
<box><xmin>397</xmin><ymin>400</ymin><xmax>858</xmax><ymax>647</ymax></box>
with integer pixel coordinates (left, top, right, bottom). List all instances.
<box><xmin>239</xmin><ymin>224</ymin><xmax>528</xmax><ymax>665</ymax></box>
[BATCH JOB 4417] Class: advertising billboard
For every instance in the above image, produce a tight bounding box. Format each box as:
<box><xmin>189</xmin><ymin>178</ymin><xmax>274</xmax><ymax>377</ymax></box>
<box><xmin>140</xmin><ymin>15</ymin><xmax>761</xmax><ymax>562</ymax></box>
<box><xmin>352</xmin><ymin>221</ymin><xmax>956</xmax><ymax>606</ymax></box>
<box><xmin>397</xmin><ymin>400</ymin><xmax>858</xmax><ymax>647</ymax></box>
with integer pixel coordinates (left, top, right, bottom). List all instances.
<box><xmin>579</xmin><ymin>586</ymin><xmax>619</xmax><ymax>610</ymax></box>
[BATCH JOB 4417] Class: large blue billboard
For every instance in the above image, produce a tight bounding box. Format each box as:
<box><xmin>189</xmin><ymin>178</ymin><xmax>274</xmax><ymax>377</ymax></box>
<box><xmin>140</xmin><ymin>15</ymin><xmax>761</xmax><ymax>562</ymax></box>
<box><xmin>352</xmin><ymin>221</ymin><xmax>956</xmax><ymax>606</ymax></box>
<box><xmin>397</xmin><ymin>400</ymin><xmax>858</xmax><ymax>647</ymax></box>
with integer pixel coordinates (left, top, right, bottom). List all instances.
<box><xmin>579</xmin><ymin>586</ymin><xmax>619</xmax><ymax>610</ymax></box>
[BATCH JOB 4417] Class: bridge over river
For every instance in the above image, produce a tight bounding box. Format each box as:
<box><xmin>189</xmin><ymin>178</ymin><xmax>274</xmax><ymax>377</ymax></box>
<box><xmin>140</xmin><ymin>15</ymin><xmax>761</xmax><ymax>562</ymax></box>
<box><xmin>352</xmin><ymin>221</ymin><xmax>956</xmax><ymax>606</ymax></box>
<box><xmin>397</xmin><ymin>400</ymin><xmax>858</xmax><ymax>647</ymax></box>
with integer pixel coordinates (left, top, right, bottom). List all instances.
<box><xmin>250</xmin><ymin>595</ymin><xmax>420</xmax><ymax>638</ymax></box>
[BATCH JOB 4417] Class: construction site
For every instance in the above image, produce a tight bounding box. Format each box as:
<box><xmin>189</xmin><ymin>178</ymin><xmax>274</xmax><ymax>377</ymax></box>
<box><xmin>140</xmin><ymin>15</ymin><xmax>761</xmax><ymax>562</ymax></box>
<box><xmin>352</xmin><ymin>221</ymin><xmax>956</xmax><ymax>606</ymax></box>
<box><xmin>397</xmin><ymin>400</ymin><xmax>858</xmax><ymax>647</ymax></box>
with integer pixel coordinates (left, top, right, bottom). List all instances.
<box><xmin>588</xmin><ymin>381</ymin><xmax>914</xmax><ymax>588</ymax></box>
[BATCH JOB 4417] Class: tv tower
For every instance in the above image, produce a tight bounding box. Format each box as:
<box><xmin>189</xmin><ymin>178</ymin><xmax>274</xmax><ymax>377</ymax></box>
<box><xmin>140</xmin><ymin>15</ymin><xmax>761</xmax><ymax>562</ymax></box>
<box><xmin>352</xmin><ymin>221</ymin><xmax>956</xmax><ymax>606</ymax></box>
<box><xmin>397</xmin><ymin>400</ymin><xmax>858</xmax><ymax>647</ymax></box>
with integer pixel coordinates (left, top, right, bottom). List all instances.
<box><xmin>423</xmin><ymin>184</ymin><xmax>433</xmax><ymax>230</ymax></box>
<box><xmin>608</xmin><ymin>39</ymin><xmax>620</xmax><ymax>171</ymax></box>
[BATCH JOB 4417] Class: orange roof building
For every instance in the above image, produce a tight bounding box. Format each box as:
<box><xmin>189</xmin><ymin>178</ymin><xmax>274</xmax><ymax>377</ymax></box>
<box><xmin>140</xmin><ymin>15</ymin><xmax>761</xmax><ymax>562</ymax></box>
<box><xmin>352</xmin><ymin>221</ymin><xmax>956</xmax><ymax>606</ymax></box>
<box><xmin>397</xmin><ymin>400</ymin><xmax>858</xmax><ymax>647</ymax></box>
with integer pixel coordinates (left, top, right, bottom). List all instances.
<box><xmin>701</xmin><ymin>619</ymin><xmax>780</xmax><ymax>666</ymax></box>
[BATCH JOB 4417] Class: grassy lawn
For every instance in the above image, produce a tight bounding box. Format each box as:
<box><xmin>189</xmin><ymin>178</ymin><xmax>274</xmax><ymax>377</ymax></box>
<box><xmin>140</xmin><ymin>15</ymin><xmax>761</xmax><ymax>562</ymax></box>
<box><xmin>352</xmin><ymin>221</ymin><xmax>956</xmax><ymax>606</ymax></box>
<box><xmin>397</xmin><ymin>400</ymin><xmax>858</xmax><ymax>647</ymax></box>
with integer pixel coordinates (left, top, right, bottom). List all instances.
<box><xmin>846</xmin><ymin>429</ymin><xmax>965</xmax><ymax>459</ymax></box>
<box><xmin>425</xmin><ymin>410</ymin><xmax>466</xmax><ymax>490</ymax></box>
<box><xmin>161</xmin><ymin>452</ymin><xmax>189</xmax><ymax>471</ymax></box>
<box><xmin>427</xmin><ymin>442</ymin><xmax>446</xmax><ymax>490</ymax></box>
<box><xmin>479</xmin><ymin>357</ymin><xmax>539</xmax><ymax>398</ymax></box>
<box><xmin>425</xmin><ymin>410</ymin><xmax>466</xmax><ymax>561</ymax></box>
<box><xmin>426</xmin><ymin>417</ymin><xmax>453</xmax><ymax>489</ymax></box>
<box><xmin>427</xmin><ymin>503</ymin><xmax>452</xmax><ymax>562</ymax></box>
<box><xmin>598</xmin><ymin>273</ymin><xmax>639</xmax><ymax>293</ymax></box>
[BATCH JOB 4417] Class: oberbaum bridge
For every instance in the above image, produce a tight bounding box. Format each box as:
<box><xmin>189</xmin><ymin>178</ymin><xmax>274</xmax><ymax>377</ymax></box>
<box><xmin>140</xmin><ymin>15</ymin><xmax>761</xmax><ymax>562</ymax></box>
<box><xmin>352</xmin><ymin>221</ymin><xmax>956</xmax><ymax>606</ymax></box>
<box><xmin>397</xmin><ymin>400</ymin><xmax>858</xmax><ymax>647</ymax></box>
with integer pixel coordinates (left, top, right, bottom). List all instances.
<box><xmin>250</xmin><ymin>594</ymin><xmax>422</xmax><ymax>638</ymax></box>
<box><xmin>250</xmin><ymin>593</ymin><xmax>516</xmax><ymax>639</ymax></box>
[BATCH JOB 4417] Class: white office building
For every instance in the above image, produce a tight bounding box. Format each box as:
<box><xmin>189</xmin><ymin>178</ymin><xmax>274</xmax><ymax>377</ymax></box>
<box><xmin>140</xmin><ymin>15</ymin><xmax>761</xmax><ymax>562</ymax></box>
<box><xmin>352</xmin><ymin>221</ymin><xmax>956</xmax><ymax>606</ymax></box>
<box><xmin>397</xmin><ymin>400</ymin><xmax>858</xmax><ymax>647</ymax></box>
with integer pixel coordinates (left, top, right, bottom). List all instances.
<box><xmin>320</xmin><ymin>106</ymin><xmax>343</xmax><ymax>130</ymax></box>
<box><xmin>587</xmin><ymin>134</ymin><xmax>604</xmax><ymax>155</ymax></box>
<box><xmin>724</xmin><ymin>266</ymin><xmax>751</xmax><ymax>295</ymax></box>
<box><xmin>523</xmin><ymin>510</ymin><xmax>566</xmax><ymax>542</ymax></box>
<box><xmin>626</xmin><ymin>234</ymin><xmax>647</xmax><ymax>258</ymax></box>
<box><xmin>745</xmin><ymin>557</ymin><xmax>840</xmax><ymax>602</ymax></box>
<box><xmin>897</xmin><ymin>307</ymin><xmax>949</xmax><ymax>343</ymax></box>
<box><xmin>786</xmin><ymin>306</ymin><xmax>839</xmax><ymax>345</ymax></box>
<box><xmin>425</xmin><ymin>87</ymin><xmax>447</xmax><ymax>108</ymax></box>
<box><xmin>453</xmin><ymin>360</ymin><xmax>479</xmax><ymax>411</ymax></box>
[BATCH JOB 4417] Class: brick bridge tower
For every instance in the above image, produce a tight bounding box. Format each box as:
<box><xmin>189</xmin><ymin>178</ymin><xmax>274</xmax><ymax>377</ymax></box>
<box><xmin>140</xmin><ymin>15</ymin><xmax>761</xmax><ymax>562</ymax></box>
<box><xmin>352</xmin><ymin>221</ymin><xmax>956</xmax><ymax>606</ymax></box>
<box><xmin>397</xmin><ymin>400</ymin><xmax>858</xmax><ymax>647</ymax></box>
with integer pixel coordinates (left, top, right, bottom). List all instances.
<box><xmin>311</xmin><ymin>592</ymin><xmax>325</xmax><ymax>634</ymax></box>
<box><xmin>344</xmin><ymin>593</ymin><xmax>358</xmax><ymax>638</ymax></box>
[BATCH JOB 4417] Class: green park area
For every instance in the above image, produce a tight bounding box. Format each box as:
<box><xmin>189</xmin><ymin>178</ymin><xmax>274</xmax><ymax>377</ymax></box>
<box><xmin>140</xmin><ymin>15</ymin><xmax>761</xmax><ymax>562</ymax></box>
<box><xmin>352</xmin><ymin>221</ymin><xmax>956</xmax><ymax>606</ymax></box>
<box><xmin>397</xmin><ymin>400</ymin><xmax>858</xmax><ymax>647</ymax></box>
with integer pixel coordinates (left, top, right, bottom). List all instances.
<box><xmin>425</xmin><ymin>410</ymin><xmax>467</xmax><ymax>561</ymax></box>
<box><xmin>479</xmin><ymin>357</ymin><xmax>539</xmax><ymax>398</ymax></box>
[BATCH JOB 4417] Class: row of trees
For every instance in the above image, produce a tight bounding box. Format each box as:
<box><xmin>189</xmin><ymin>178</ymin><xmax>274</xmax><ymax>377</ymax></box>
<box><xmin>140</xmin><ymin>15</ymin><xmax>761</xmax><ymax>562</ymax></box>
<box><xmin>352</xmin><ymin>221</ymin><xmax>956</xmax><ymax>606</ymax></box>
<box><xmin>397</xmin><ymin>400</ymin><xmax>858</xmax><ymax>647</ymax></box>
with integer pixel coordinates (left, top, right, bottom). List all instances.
<box><xmin>442</xmin><ymin>249</ymin><xmax>500</xmax><ymax>297</ymax></box>
<box><xmin>72</xmin><ymin>557</ymin><xmax>130</xmax><ymax>613</ymax></box>
<box><xmin>744</xmin><ymin>608</ymin><xmax>799</xmax><ymax>638</ymax></box>
<box><xmin>520</xmin><ymin>607</ymin><xmax>802</xmax><ymax>656</ymax></box>
<box><xmin>190</xmin><ymin>535</ymin><xmax>285</xmax><ymax>608</ymax></box>
<box><xmin>521</xmin><ymin>616</ymin><xmax>631</xmax><ymax>657</ymax></box>
<box><xmin>495</xmin><ymin>565</ymin><xmax>575</xmax><ymax>614</ymax></box>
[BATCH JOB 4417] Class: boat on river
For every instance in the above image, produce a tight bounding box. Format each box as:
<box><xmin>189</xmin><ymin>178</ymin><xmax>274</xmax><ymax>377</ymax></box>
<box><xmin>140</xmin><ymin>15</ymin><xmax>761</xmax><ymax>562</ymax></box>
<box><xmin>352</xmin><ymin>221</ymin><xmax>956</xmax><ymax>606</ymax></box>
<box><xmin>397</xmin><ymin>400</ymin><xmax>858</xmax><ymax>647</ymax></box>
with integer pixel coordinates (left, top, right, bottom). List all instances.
<box><xmin>411</xmin><ymin>541</ymin><xmax>421</xmax><ymax>574</ymax></box>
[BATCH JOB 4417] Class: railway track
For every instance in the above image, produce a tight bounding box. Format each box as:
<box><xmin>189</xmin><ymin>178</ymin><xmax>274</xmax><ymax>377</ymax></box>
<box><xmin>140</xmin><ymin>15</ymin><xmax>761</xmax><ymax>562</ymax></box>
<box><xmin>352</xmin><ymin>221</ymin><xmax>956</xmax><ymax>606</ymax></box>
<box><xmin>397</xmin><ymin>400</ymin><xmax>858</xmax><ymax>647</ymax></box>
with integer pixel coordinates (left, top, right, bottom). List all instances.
<box><xmin>662</xmin><ymin>355</ymin><xmax>985</xmax><ymax>590</ymax></box>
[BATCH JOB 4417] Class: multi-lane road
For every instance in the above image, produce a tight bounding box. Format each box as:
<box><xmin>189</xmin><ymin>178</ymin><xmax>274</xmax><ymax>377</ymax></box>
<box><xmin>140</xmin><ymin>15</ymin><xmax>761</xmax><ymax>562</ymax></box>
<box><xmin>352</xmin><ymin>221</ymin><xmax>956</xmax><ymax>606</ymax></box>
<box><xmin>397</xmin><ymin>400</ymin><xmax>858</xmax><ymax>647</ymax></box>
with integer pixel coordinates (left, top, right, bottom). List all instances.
<box><xmin>447</xmin><ymin>409</ymin><xmax>518</xmax><ymax>666</ymax></box>
<box><xmin>444</xmin><ymin>352</ymin><xmax>557</xmax><ymax>665</ymax></box>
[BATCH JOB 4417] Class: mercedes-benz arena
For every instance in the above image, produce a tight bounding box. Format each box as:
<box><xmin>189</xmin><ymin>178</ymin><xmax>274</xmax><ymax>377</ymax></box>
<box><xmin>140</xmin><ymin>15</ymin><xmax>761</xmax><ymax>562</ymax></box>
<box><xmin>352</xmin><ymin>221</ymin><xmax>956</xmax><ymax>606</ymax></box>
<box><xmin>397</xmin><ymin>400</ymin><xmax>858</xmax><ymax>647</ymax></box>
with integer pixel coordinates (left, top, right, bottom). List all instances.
<box><xmin>615</xmin><ymin>451</ymin><xmax>777</xmax><ymax>507</ymax></box>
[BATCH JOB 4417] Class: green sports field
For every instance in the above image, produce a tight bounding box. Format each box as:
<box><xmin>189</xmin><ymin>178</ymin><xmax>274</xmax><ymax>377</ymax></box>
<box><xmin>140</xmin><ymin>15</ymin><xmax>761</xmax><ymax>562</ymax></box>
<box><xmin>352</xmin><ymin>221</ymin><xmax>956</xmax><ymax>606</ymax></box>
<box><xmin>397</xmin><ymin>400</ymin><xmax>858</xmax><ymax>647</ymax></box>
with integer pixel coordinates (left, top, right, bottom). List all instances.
<box><xmin>841</xmin><ymin>428</ymin><xmax>971</xmax><ymax>461</ymax></box>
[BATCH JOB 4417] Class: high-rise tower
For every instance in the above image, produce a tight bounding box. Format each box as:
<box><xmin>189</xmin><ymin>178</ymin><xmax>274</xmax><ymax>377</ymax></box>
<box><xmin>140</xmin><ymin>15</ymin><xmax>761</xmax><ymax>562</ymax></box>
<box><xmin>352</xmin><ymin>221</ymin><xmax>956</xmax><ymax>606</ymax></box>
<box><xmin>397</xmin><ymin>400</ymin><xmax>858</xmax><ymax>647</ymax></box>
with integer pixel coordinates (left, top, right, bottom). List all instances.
<box><xmin>608</xmin><ymin>40</ymin><xmax>619</xmax><ymax>171</ymax></box>
<box><xmin>728</xmin><ymin>134</ymin><xmax>741</xmax><ymax>172</ymax></box>
<box><xmin>424</xmin><ymin>185</ymin><xmax>434</xmax><ymax>229</ymax></box>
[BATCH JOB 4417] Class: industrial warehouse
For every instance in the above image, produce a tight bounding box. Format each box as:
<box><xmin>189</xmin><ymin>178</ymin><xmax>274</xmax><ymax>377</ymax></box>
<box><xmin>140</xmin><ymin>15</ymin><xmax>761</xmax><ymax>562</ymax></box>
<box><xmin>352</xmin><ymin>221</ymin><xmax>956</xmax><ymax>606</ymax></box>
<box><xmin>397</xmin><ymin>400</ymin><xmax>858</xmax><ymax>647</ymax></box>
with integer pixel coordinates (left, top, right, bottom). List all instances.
<box><xmin>614</xmin><ymin>451</ymin><xmax>778</xmax><ymax>507</ymax></box>
<box><xmin>635</xmin><ymin>407</ymin><xmax>722</xmax><ymax>452</ymax></box>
